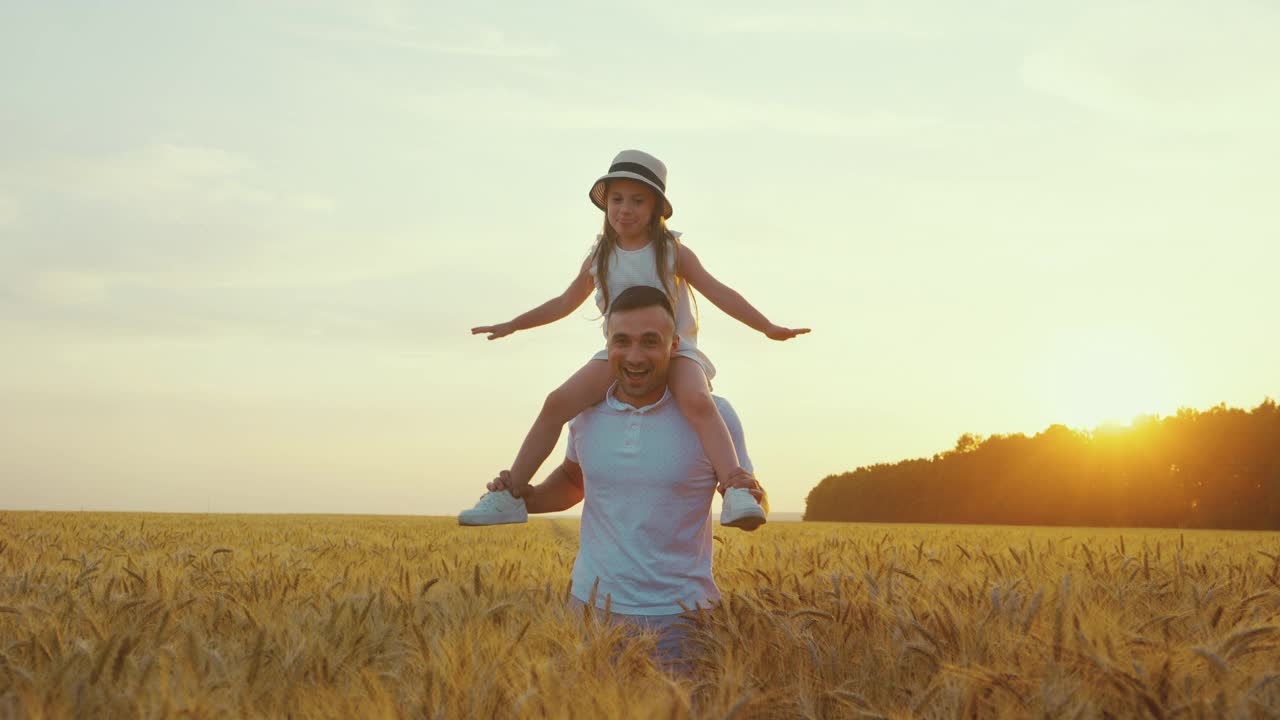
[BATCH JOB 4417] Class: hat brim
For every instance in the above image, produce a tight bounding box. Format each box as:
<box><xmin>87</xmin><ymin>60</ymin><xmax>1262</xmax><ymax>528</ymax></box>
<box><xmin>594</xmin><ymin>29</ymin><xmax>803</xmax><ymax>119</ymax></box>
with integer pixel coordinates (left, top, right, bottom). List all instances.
<box><xmin>589</xmin><ymin>173</ymin><xmax>673</xmax><ymax>219</ymax></box>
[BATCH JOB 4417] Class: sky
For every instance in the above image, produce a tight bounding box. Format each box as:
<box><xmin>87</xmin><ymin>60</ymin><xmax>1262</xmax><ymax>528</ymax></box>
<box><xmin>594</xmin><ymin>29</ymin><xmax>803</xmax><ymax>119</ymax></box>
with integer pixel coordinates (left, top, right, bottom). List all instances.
<box><xmin>2</xmin><ymin>0</ymin><xmax>1277</xmax><ymax>516</ymax></box>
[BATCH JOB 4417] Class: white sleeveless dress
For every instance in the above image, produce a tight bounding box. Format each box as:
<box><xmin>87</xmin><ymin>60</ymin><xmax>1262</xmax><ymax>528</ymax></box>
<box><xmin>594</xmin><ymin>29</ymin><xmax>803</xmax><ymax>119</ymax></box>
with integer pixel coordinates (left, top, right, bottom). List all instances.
<box><xmin>588</xmin><ymin>233</ymin><xmax>716</xmax><ymax>380</ymax></box>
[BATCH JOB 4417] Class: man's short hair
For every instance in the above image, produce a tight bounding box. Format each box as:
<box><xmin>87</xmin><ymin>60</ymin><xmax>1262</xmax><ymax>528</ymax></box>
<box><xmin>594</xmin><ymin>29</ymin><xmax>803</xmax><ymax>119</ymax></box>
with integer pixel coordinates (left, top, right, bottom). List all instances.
<box><xmin>607</xmin><ymin>286</ymin><xmax>675</xmax><ymax>320</ymax></box>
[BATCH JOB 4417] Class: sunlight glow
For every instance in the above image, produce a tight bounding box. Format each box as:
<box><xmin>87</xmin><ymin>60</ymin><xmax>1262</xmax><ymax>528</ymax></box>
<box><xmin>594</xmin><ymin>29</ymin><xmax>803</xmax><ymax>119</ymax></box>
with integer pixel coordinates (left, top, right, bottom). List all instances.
<box><xmin>1034</xmin><ymin>330</ymin><xmax>1182</xmax><ymax>431</ymax></box>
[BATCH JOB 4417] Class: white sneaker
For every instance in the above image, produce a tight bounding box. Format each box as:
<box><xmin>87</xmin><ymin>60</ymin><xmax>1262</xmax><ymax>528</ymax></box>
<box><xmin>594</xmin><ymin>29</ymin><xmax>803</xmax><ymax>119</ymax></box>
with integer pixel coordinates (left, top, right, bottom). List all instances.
<box><xmin>720</xmin><ymin>487</ymin><xmax>766</xmax><ymax>531</ymax></box>
<box><xmin>458</xmin><ymin>490</ymin><xmax>528</xmax><ymax>526</ymax></box>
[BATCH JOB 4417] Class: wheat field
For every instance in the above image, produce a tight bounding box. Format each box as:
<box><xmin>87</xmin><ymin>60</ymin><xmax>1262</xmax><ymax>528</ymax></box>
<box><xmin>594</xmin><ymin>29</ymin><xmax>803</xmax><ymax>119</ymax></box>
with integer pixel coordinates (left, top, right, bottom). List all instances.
<box><xmin>0</xmin><ymin>512</ymin><xmax>1278</xmax><ymax>718</ymax></box>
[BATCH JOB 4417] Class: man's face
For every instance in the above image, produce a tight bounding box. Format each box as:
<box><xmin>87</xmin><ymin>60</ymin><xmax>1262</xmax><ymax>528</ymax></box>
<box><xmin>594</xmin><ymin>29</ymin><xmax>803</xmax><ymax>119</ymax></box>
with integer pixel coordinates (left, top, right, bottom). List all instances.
<box><xmin>606</xmin><ymin>304</ymin><xmax>678</xmax><ymax>405</ymax></box>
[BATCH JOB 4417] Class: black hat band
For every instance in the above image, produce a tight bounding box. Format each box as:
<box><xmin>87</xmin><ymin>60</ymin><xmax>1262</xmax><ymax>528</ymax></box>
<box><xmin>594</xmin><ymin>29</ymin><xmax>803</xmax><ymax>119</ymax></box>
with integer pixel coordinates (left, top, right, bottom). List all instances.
<box><xmin>608</xmin><ymin>162</ymin><xmax>666</xmax><ymax>192</ymax></box>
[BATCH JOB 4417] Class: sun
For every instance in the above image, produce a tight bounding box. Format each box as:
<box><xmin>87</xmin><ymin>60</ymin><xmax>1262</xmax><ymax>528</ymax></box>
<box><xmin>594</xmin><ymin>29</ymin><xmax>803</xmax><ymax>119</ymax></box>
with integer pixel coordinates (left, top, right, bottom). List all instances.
<box><xmin>1031</xmin><ymin>329</ymin><xmax>1182</xmax><ymax>431</ymax></box>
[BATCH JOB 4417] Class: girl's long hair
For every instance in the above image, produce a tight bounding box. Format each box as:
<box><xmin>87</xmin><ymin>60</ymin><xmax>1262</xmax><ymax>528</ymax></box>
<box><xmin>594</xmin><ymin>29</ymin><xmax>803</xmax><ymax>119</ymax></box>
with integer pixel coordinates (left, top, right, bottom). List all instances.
<box><xmin>592</xmin><ymin>181</ymin><xmax>680</xmax><ymax>316</ymax></box>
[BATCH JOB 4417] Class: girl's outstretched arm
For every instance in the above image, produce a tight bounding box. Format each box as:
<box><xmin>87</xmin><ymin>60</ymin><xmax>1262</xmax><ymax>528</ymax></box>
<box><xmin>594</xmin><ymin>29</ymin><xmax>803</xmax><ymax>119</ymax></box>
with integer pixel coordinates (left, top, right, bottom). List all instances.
<box><xmin>471</xmin><ymin>256</ymin><xmax>595</xmax><ymax>340</ymax></box>
<box><xmin>677</xmin><ymin>244</ymin><xmax>810</xmax><ymax>341</ymax></box>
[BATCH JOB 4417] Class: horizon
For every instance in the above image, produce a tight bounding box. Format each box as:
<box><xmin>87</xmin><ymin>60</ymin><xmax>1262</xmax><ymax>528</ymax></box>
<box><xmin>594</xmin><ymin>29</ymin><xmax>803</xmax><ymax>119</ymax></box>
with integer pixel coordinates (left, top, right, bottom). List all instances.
<box><xmin>4</xmin><ymin>395</ymin><xmax>1272</xmax><ymax>517</ymax></box>
<box><xmin>2</xmin><ymin>1</ymin><xmax>1278</xmax><ymax>516</ymax></box>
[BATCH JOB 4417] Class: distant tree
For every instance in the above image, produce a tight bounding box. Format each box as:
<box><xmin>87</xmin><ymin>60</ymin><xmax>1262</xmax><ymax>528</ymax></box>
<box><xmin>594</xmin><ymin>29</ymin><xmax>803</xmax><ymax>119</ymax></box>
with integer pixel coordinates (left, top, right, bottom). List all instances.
<box><xmin>954</xmin><ymin>433</ymin><xmax>982</xmax><ymax>454</ymax></box>
<box><xmin>803</xmin><ymin>398</ymin><xmax>1280</xmax><ymax>530</ymax></box>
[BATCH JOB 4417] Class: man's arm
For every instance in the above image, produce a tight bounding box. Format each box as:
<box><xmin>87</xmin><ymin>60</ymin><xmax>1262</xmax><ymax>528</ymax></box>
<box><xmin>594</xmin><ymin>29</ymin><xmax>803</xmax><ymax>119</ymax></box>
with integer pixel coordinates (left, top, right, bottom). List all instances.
<box><xmin>489</xmin><ymin>459</ymin><xmax>584</xmax><ymax>513</ymax></box>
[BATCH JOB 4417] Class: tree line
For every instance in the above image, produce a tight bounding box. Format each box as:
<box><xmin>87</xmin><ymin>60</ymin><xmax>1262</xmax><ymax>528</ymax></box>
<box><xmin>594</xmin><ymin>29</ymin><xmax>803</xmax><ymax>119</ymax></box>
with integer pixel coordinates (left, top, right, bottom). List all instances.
<box><xmin>804</xmin><ymin>399</ymin><xmax>1280</xmax><ymax>529</ymax></box>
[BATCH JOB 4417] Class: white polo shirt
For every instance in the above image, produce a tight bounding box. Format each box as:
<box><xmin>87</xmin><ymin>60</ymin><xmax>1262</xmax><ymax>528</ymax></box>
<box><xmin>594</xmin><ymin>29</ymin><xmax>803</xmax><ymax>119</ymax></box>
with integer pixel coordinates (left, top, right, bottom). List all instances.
<box><xmin>567</xmin><ymin>384</ymin><xmax>753</xmax><ymax>615</ymax></box>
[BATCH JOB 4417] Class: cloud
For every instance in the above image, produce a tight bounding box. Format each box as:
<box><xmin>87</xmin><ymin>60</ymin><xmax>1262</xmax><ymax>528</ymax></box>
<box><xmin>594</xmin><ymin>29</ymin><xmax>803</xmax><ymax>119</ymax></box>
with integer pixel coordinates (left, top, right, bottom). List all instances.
<box><xmin>0</xmin><ymin>192</ymin><xmax>18</xmax><ymax>227</ymax></box>
<box><xmin>42</xmin><ymin>143</ymin><xmax>332</xmax><ymax>224</ymax></box>
<box><xmin>13</xmin><ymin>270</ymin><xmax>112</xmax><ymax>307</ymax></box>
<box><xmin>405</xmin><ymin>88</ymin><xmax>941</xmax><ymax>138</ymax></box>
<box><xmin>283</xmin><ymin>1</ymin><xmax>558</xmax><ymax>59</ymax></box>
<box><xmin>0</xmin><ymin>138</ymin><xmax>470</xmax><ymax>343</ymax></box>
<box><xmin>2</xmin><ymin>266</ymin><xmax>481</xmax><ymax>347</ymax></box>
<box><xmin>290</xmin><ymin>24</ymin><xmax>558</xmax><ymax>58</ymax></box>
<box><xmin>676</xmin><ymin>6</ymin><xmax>943</xmax><ymax>38</ymax></box>
<box><xmin>0</xmin><ymin>143</ymin><xmax>337</xmax><ymax>279</ymax></box>
<box><xmin>1020</xmin><ymin>0</ymin><xmax>1280</xmax><ymax>130</ymax></box>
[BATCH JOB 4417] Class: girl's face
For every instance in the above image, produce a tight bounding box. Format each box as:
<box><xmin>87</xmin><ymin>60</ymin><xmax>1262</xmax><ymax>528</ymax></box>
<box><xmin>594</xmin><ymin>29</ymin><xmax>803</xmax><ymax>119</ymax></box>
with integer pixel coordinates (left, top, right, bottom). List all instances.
<box><xmin>606</xmin><ymin>179</ymin><xmax>658</xmax><ymax>243</ymax></box>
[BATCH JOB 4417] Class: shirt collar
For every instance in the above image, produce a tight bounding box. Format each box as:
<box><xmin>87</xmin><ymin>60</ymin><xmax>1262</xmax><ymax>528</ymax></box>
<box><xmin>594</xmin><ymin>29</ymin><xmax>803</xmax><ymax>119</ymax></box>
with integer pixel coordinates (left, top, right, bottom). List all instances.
<box><xmin>604</xmin><ymin>382</ymin><xmax>672</xmax><ymax>413</ymax></box>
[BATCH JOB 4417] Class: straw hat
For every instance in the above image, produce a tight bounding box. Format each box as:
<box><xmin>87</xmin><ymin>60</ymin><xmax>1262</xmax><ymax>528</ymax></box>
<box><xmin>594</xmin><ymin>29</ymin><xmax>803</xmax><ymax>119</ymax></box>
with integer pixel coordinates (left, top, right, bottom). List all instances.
<box><xmin>588</xmin><ymin>149</ymin><xmax>673</xmax><ymax>219</ymax></box>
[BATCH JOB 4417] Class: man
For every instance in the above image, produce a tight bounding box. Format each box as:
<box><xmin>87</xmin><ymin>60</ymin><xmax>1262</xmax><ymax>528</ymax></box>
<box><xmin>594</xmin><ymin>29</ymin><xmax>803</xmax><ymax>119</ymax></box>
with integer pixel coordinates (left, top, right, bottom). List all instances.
<box><xmin>466</xmin><ymin>285</ymin><xmax>765</xmax><ymax>667</ymax></box>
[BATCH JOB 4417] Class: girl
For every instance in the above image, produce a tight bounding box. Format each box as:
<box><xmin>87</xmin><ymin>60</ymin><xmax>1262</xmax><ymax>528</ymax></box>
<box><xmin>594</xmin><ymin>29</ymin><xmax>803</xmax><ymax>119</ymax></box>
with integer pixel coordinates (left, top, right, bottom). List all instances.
<box><xmin>463</xmin><ymin>150</ymin><xmax>808</xmax><ymax>528</ymax></box>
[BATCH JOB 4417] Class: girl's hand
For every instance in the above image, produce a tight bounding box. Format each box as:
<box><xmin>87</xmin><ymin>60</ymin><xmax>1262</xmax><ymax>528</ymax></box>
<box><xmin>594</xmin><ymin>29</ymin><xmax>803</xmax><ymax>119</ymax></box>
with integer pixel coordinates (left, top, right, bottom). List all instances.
<box><xmin>488</xmin><ymin>469</ymin><xmax>531</xmax><ymax>498</ymax></box>
<box><xmin>764</xmin><ymin>325</ymin><xmax>811</xmax><ymax>341</ymax></box>
<box><xmin>471</xmin><ymin>322</ymin><xmax>515</xmax><ymax>340</ymax></box>
<box><xmin>719</xmin><ymin>467</ymin><xmax>764</xmax><ymax>501</ymax></box>
<box><xmin>487</xmin><ymin>470</ymin><xmax>511</xmax><ymax>493</ymax></box>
